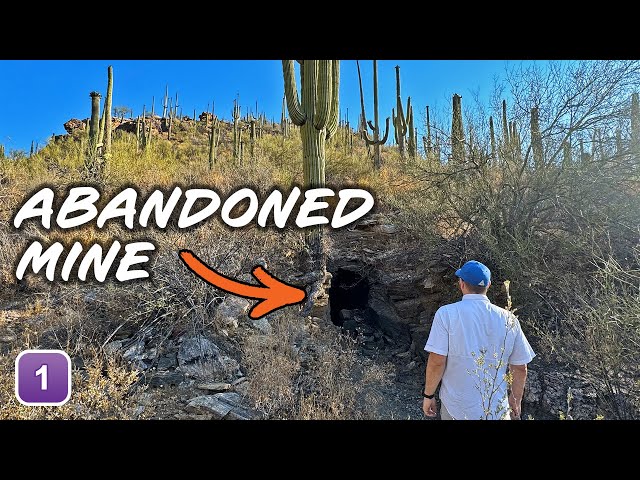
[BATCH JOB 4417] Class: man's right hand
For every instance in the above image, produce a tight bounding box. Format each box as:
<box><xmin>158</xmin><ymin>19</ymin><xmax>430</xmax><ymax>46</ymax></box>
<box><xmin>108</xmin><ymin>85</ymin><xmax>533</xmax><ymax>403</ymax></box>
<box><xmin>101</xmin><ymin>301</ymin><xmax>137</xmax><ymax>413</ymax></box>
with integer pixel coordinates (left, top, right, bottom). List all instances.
<box><xmin>509</xmin><ymin>394</ymin><xmax>521</xmax><ymax>420</ymax></box>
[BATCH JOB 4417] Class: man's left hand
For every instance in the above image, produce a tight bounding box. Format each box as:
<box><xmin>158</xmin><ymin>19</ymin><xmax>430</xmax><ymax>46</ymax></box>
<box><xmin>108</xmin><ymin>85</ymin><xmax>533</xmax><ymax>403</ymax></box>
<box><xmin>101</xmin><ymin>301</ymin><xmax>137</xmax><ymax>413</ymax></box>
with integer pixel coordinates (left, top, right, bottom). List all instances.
<box><xmin>423</xmin><ymin>397</ymin><xmax>438</xmax><ymax>417</ymax></box>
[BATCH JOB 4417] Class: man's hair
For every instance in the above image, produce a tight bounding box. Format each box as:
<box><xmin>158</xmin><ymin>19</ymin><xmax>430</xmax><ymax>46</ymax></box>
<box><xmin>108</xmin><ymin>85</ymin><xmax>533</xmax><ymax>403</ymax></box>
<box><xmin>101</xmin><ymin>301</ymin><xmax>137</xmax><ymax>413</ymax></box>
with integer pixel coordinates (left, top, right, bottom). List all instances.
<box><xmin>461</xmin><ymin>279</ymin><xmax>489</xmax><ymax>294</ymax></box>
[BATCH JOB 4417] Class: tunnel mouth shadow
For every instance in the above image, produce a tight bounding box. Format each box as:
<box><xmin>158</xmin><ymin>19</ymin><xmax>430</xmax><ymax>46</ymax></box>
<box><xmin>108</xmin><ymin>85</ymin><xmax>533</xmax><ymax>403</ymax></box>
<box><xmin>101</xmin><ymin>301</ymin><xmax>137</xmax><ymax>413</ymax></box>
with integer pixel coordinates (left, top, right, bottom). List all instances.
<box><xmin>328</xmin><ymin>268</ymin><xmax>370</xmax><ymax>327</ymax></box>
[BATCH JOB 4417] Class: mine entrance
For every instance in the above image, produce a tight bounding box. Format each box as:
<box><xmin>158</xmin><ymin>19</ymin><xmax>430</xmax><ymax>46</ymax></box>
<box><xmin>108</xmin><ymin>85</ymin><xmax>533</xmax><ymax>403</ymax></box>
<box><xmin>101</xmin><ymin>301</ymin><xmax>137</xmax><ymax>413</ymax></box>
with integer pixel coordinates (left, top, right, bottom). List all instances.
<box><xmin>328</xmin><ymin>268</ymin><xmax>370</xmax><ymax>327</ymax></box>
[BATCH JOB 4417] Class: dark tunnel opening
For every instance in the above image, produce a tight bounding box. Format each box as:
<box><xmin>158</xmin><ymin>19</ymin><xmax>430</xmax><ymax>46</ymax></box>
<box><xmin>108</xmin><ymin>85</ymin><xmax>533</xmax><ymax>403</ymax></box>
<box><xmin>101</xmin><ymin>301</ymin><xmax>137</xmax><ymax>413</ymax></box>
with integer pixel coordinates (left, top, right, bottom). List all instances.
<box><xmin>328</xmin><ymin>268</ymin><xmax>370</xmax><ymax>327</ymax></box>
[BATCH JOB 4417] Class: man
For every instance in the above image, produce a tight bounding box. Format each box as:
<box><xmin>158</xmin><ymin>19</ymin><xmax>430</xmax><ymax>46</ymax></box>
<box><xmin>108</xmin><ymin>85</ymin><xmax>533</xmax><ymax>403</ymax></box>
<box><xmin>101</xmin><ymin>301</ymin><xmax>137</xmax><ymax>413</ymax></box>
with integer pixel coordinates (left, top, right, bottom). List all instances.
<box><xmin>422</xmin><ymin>260</ymin><xmax>535</xmax><ymax>420</ymax></box>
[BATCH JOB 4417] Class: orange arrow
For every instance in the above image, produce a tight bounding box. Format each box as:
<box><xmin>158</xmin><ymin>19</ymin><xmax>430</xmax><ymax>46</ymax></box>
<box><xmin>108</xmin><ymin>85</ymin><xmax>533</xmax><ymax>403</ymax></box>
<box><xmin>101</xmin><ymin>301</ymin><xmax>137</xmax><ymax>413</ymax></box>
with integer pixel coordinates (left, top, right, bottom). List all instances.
<box><xmin>178</xmin><ymin>250</ymin><xmax>307</xmax><ymax>320</ymax></box>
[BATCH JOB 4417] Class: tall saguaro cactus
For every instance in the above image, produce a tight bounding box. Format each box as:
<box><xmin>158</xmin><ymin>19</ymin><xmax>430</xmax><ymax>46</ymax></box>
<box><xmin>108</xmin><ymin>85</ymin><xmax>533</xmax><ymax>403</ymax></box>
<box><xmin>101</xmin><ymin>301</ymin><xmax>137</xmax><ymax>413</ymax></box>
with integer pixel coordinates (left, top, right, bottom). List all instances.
<box><xmin>489</xmin><ymin>116</ymin><xmax>497</xmax><ymax>162</ymax></box>
<box><xmin>283</xmin><ymin>60</ymin><xmax>339</xmax><ymax>256</ymax></box>
<box><xmin>530</xmin><ymin>106</ymin><xmax>543</xmax><ymax>169</ymax></box>
<box><xmin>232</xmin><ymin>99</ymin><xmax>241</xmax><ymax>162</ymax></box>
<box><xmin>562</xmin><ymin>138</ymin><xmax>572</xmax><ymax>167</ymax></box>
<box><xmin>358</xmin><ymin>60</ymin><xmax>389</xmax><ymax>169</ymax></box>
<box><xmin>249</xmin><ymin>116</ymin><xmax>256</xmax><ymax>161</ymax></box>
<box><xmin>424</xmin><ymin>105</ymin><xmax>432</xmax><ymax>157</ymax></box>
<box><xmin>88</xmin><ymin>92</ymin><xmax>102</xmax><ymax>156</ymax></box>
<box><xmin>162</xmin><ymin>85</ymin><xmax>169</xmax><ymax>119</ymax></box>
<box><xmin>451</xmin><ymin>94</ymin><xmax>465</xmax><ymax>164</ymax></box>
<box><xmin>502</xmin><ymin>99</ymin><xmax>509</xmax><ymax>147</ymax></box>
<box><xmin>85</xmin><ymin>91</ymin><xmax>103</xmax><ymax>180</ymax></box>
<box><xmin>406</xmin><ymin>97</ymin><xmax>416</xmax><ymax>160</ymax></box>
<box><xmin>103</xmin><ymin>65</ymin><xmax>114</xmax><ymax>158</ymax></box>
<box><xmin>631</xmin><ymin>93</ymin><xmax>639</xmax><ymax>150</ymax></box>
<box><xmin>209</xmin><ymin>118</ymin><xmax>220</xmax><ymax>170</ymax></box>
<box><xmin>392</xmin><ymin>65</ymin><xmax>407</xmax><ymax>158</ymax></box>
<box><xmin>510</xmin><ymin>120</ymin><xmax>522</xmax><ymax>162</ymax></box>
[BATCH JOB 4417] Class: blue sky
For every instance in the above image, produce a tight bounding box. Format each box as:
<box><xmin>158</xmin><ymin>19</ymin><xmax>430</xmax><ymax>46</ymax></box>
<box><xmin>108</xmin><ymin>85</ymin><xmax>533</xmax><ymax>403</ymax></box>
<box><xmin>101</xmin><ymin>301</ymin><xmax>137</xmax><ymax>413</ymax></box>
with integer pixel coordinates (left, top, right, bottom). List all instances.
<box><xmin>0</xmin><ymin>60</ymin><xmax>531</xmax><ymax>152</ymax></box>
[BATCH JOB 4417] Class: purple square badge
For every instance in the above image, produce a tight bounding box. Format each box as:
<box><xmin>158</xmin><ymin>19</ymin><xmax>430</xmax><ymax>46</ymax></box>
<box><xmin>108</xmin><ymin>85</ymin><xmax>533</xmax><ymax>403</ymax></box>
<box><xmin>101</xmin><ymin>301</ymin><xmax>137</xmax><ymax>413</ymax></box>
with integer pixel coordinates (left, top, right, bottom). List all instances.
<box><xmin>15</xmin><ymin>350</ymin><xmax>72</xmax><ymax>406</ymax></box>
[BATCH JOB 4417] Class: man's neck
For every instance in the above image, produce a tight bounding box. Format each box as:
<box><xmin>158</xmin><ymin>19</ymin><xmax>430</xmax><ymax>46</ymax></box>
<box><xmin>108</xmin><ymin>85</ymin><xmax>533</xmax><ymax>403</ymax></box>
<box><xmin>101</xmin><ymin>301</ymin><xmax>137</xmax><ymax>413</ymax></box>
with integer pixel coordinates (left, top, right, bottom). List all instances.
<box><xmin>462</xmin><ymin>293</ymin><xmax>490</xmax><ymax>301</ymax></box>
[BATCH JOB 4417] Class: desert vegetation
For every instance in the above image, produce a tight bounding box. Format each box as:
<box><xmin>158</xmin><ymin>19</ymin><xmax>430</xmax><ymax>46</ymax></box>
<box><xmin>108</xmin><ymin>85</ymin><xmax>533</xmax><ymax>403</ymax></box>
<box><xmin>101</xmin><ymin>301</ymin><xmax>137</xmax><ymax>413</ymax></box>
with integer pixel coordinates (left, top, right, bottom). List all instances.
<box><xmin>0</xmin><ymin>60</ymin><xmax>638</xmax><ymax>419</ymax></box>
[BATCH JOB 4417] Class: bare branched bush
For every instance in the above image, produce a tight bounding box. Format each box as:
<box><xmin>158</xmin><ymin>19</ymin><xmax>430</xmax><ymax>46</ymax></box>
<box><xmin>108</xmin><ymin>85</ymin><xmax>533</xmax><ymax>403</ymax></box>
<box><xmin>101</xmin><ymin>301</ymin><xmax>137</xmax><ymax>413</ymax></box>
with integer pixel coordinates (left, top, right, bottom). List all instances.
<box><xmin>539</xmin><ymin>251</ymin><xmax>640</xmax><ymax>419</ymax></box>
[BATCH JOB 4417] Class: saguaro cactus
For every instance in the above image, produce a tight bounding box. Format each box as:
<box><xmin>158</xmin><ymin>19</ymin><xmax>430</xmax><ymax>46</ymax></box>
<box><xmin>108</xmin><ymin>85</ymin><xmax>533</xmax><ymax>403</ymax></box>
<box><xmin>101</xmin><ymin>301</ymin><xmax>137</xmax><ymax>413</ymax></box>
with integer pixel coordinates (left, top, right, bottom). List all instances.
<box><xmin>146</xmin><ymin>98</ymin><xmax>154</xmax><ymax>149</ymax></box>
<box><xmin>232</xmin><ymin>99</ymin><xmax>241</xmax><ymax>162</ymax></box>
<box><xmin>358</xmin><ymin>60</ymin><xmax>389</xmax><ymax>169</ymax></box>
<box><xmin>434</xmin><ymin>131</ymin><xmax>441</xmax><ymax>164</ymax></box>
<box><xmin>451</xmin><ymin>94</ymin><xmax>465</xmax><ymax>164</ymax></box>
<box><xmin>162</xmin><ymin>85</ymin><xmax>169</xmax><ymax>119</ymax></box>
<box><xmin>530</xmin><ymin>106</ymin><xmax>543</xmax><ymax>169</ymax></box>
<box><xmin>85</xmin><ymin>91</ymin><xmax>103</xmax><ymax>179</ymax></box>
<box><xmin>392</xmin><ymin>65</ymin><xmax>407</xmax><ymax>158</ymax></box>
<box><xmin>88</xmin><ymin>92</ymin><xmax>102</xmax><ymax>155</ymax></box>
<box><xmin>103</xmin><ymin>65</ymin><xmax>114</xmax><ymax>158</ymax></box>
<box><xmin>280</xmin><ymin>96</ymin><xmax>290</xmax><ymax>137</ymax></box>
<box><xmin>136</xmin><ymin>116</ymin><xmax>141</xmax><ymax>151</ymax></box>
<box><xmin>406</xmin><ymin>97</ymin><xmax>416</xmax><ymax>160</ymax></box>
<box><xmin>425</xmin><ymin>106</ymin><xmax>432</xmax><ymax>156</ymax></box>
<box><xmin>209</xmin><ymin>118</ymin><xmax>220</xmax><ymax>169</ymax></box>
<box><xmin>510</xmin><ymin>121</ymin><xmax>522</xmax><ymax>162</ymax></box>
<box><xmin>502</xmin><ymin>99</ymin><xmax>509</xmax><ymax>147</ymax></box>
<box><xmin>631</xmin><ymin>93</ymin><xmax>639</xmax><ymax>150</ymax></box>
<box><xmin>283</xmin><ymin>60</ymin><xmax>339</xmax><ymax>255</ymax></box>
<box><xmin>562</xmin><ymin>138</ymin><xmax>572</xmax><ymax>167</ymax></box>
<box><xmin>249</xmin><ymin>116</ymin><xmax>256</xmax><ymax>161</ymax></box>
<box><xmin>489</xmin><ymin>116</ymin><xmax>497</xmax><ymax>162</ymax></box>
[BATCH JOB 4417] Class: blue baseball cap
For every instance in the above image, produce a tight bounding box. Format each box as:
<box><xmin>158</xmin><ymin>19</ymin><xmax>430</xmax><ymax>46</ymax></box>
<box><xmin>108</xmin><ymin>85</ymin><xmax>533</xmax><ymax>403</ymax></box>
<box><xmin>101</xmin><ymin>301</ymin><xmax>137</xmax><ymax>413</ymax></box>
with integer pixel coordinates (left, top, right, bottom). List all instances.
<box><xmin>455</xmin><ymin>260</ymin><xmax>491</xmax><ymax>287</ymax></box>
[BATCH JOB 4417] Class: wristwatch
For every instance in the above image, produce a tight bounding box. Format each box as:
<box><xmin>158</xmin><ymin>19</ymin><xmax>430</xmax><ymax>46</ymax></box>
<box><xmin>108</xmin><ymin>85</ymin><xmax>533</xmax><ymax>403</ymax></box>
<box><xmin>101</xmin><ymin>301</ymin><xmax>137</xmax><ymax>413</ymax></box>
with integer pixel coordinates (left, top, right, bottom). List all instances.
<box><xmin>422</xmin><ymin>392</ymin><xmax>435</xmax><ymax>399</ymax></box>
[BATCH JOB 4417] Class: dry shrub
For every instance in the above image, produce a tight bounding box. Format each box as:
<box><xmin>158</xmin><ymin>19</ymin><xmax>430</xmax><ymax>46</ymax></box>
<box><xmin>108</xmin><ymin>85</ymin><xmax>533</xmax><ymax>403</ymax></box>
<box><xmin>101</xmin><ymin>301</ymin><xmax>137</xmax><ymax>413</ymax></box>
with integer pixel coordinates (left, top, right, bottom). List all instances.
<box><xmin>243</xmin><ymin>314</ymin><xmax>303</xmax><ymax>417</ymax></box>
<box><xmin>243</xmin><ymin>314</ymin><xmax>392</xmax><ymax>420</ymax></box>
<box><xmin>296</xmin><ymin>329</ymin><xmax>391</xmax><ymax>420</ymax></box>
<box><xmin>0</xmin><ymin>348</ymin><xmax>145</xmax><ymax>419</ymax></box>
<box><xmin>539</xmin><ymin>252</ymin><xmax>640</xmax><ymax>419</ymax></box>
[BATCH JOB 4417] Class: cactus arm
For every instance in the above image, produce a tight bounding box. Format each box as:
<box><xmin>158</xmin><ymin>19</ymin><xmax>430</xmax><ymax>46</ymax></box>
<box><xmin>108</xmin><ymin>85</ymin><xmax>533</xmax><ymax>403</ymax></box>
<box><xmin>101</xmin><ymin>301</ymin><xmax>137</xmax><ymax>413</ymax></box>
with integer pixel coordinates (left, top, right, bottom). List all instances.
<box><xmin>282</xmin><ymin>60</ymin><xmax>306</xmax><ymax>126</ymax></box>
<box><xmin>314</xmin><ymin>60</ymin><xmax>331</xmax><ymax>130</ymax></box>
<box><xmin>363</xmin><ymin>117</ymin><xmax>390</xmax><ymax>145</ymax></box>
<box><xmin>367</xmin><ymin>120</ymin><xmax>376</xmax><ymax>132</ymax></box>
<box><xmin>325</xmin><ymin>60</ymin><xmax>340</xmax><ymax>140</ymax></box>
<box><xmin>363</xmin><ymin>129</ymin><xmax>375</xmax><ymax>145</ymax></box>
<box><xmin>396</xmin><ymin>100</ymin><xmax>407</xmax><ymax>135</ymax></box>
<box><xmin>379</xmin><ymin>117</ymin><xmax>390</xmax><ymax>144</ymax></box>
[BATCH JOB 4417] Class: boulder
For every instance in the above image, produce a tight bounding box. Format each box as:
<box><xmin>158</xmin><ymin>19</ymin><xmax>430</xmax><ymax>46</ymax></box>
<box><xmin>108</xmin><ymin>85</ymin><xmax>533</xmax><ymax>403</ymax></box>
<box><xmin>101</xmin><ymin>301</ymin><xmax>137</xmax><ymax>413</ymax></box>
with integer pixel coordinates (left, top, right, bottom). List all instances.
<box><xmin>115</xmin><ymin>120</ymin><xmax>137</xmax><ymax>134</ymax></box>
<box><xmin>156</xmin><ymin>353</ymin><xmax>178</xmax><ymax>370</ymax></box>
<box><xmin>177</xmin><ymin>335</ymin><xmax>240</xmax><ymax>380</ymax></box>
<box><xmin>365</xmin><ymin>285</ymin><xmax>410</xmax><ymax>344</ymax></box>
<box><xmin>123</xmin><ymin>340</ymin><xmax>145</xmax><ymax>362</ymax></box>
<box><xmin>250</xmin><ymin>318</ymin><xmax>272</xmax><ymax>335</ymax></box>
<box><xmin>196</xmin><ymin>382</ymin><xmax>232</xmax><ymax>393</ymax></box>
<box><xmin>215</xmin><ymin>296</ymin><xmax>251</xmax><ymax>329</ymax></box>
<box><xmin>187</xmin><ymin>395</ymin><xmax>234</xmax><ymax>418</ymax></box>
<box><xmin>0</xmin><ymin>328</ymin><xmax>17</xmax><ymax>343</ymax></box>
<box><xmin>63</xmin><ymin>118</ymin><xmax>86</xmax><ymax>134</ymax></box>
<box><xmin>145</xmin><ymin>371</ymin><xmax>185</xmax><ymax>388</ymax></box>
<box><xmin>187</xmin><ymin>392</ymin><xmax>260</xmax><ymax>420</ymax></box>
